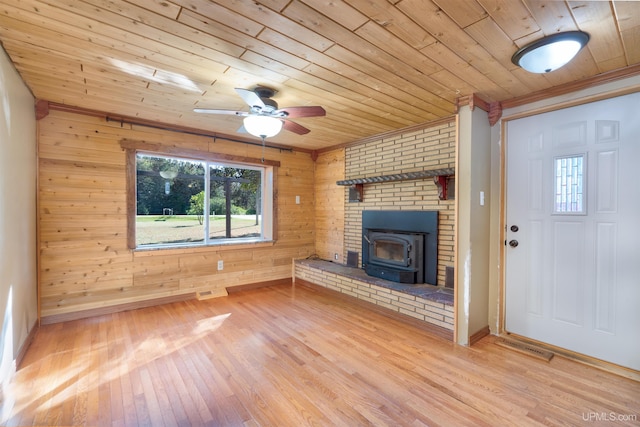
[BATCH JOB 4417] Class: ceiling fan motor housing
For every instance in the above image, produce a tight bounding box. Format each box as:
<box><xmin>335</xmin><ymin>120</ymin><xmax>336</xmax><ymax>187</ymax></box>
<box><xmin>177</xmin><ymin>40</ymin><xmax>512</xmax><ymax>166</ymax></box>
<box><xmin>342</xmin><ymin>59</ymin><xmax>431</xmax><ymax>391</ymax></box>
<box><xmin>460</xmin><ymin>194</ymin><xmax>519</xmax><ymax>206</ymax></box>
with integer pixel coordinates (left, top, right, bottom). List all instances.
<box><xmin>254</xmin><ymin>86</ymin><xmax>278</xmax><ymax>112</ymax></box>
<box><xmin>254</xmin><ymin>86</ymin><xmax>276</xmax><ymax>99</ymax></box>
<box><xmin>259</xmin><ymin>97</ymin><xmax>278</xmax><ymax>113</ymax></box>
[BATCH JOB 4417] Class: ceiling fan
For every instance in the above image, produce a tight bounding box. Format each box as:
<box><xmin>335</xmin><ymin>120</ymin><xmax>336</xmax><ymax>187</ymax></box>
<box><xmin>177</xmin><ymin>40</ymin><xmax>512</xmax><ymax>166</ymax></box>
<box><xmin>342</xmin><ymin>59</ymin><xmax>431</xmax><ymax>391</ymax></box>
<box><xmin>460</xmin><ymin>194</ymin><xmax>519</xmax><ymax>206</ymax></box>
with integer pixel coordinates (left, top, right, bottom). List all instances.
<box><xmin>194</xmin><ymin>87</ymin><xmax>326</xmax><ymax>138</ymax></box>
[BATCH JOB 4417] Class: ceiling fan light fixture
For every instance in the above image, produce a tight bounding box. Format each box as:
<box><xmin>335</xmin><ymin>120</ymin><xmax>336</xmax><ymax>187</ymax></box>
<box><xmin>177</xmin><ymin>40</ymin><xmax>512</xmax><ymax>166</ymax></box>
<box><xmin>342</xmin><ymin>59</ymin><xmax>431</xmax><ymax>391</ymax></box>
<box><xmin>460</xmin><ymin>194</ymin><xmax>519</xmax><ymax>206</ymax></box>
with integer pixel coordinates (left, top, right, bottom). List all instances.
<box><xmin>243</xmin><ymin>115</ymin><xmax>283</xmax><ymax>138</ymax></box>
<box><xmin>512</xmin><ymin>31</ymin><xmax>589</xmax><ymax>73</ymax></box>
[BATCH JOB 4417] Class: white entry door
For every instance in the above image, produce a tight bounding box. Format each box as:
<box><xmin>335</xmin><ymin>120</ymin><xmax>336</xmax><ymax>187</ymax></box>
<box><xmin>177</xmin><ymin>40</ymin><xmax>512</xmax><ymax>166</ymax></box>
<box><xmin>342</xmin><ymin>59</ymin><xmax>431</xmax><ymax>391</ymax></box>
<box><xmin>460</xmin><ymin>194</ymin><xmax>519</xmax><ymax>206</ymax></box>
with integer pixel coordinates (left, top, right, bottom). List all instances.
<box><xmin>505</xmin><ymin>92</ymin><xmax>640</xmax><ymax>371</ymax></box>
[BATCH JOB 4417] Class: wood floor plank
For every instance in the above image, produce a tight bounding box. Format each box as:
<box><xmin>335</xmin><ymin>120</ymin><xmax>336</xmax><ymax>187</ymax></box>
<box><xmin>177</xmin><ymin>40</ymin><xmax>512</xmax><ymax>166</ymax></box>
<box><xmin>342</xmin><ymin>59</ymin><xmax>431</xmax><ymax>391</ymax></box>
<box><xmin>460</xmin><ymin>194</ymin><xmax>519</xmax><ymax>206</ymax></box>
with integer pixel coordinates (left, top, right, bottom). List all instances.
<box><xmin>3</xmin><ymin>281</ymin><xmax>639</xmax><ymax>426</ymax></box>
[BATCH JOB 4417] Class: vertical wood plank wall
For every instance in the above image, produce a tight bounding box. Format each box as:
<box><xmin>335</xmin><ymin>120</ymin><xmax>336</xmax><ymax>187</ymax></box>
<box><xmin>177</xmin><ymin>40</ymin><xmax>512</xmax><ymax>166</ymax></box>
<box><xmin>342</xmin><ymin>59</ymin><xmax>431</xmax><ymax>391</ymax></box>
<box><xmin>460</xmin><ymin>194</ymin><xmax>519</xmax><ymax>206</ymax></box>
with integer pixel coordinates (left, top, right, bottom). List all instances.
<box><xmin>38</xmin><ymin>110</ymin><xmax>315</xmax><ymax>320</ymax></box>
<box><xmin>313</xmin><ymin>148</ymin><xmax>345</xmax><ymax>262</ymax></box>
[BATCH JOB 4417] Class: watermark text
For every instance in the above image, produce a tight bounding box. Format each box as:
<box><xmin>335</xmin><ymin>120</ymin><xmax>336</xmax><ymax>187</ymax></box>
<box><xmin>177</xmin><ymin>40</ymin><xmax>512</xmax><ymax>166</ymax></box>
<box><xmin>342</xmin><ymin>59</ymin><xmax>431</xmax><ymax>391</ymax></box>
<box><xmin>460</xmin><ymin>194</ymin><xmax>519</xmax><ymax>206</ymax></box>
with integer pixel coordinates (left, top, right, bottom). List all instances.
<box><xmin>582</xmin><ymin>412</ymin><xmax>637</xmax><ymax>422</ymax></box>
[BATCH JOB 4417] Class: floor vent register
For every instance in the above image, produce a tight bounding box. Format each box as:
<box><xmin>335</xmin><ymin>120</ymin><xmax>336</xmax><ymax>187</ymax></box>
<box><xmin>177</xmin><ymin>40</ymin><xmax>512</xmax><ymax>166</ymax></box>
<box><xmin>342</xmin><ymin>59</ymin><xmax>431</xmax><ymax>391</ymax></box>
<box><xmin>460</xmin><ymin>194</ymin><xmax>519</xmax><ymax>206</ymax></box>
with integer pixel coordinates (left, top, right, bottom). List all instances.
<box><xmin>495</xmin><ymin>337</ymin><xmax>554</xmax><ymax>362</ymax></box>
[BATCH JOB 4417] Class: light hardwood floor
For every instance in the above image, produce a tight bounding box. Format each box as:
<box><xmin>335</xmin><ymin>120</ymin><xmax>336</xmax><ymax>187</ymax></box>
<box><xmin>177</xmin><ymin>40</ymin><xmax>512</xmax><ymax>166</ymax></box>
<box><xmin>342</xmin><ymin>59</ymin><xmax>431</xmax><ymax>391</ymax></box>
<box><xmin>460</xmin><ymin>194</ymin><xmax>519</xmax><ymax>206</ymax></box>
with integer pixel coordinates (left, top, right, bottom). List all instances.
<box><xmin>3</xmin><ymin>282</ymin><xmax>639</xmax><ymax>426</ymax></box>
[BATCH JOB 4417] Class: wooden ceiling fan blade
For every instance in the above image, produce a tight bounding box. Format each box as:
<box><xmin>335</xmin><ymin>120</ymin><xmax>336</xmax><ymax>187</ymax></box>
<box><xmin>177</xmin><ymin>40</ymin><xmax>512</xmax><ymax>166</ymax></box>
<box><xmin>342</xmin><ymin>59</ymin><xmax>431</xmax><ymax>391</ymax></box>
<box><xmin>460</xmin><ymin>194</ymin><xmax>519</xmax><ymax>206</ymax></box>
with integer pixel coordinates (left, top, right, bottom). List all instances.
<box><xmin>193</xmin><ymin>108</ymin><xmax>248</xmax><ymax>116</ymax></box>
<box><xmin>275</xmin><ymin>106</ymin><xmax>326</xmax><ymax>118</ymax></box>
<box><xmin>235</xmin><ymin>88</ymin><xmax>265</xmax><ymax>109</ymax></box>
<box><xmin>282</xmin><ymin>119</ymin><xmax>310</xmax><ymax>135</ymax></box>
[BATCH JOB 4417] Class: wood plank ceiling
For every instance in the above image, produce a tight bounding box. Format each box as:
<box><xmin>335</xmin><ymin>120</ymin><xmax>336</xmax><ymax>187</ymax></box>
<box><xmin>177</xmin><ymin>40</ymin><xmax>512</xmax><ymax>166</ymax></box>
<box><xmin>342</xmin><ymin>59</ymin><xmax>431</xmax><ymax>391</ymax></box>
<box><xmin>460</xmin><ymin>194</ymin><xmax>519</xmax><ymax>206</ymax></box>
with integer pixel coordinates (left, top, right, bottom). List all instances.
<box><xmin>0</xmin><ymin>0</ymin><xmax>638</xmax><ymax>151</ymax></box>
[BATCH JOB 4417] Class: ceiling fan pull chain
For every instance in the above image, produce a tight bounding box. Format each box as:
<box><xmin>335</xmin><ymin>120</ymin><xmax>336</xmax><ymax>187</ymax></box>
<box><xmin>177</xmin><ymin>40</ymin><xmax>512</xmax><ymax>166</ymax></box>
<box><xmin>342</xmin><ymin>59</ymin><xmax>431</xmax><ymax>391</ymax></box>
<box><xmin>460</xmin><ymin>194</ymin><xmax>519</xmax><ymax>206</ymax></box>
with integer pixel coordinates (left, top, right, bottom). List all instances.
<box><xmin>261</xmin><ymin>136</ymin><xmax>266</xmax><ymax>163</ymax></box>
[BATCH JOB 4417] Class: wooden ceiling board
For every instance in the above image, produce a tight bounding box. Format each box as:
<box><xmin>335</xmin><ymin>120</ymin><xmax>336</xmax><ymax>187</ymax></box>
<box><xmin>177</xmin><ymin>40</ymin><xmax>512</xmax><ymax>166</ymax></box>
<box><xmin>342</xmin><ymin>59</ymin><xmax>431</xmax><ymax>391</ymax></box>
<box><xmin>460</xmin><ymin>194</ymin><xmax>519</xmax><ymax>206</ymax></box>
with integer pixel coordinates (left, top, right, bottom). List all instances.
<box><xmin>397</xmin><ymin>0</ymin><xmax>531</xmax><ymax>99</ymax></box>
<box><xmin>463</xmin><ymin>18</ymin><xmax>552</xmax><ymax>94</ymax></box>
<box><xmin>219</xmin><ymin>1</ymin><xmax>335</xmax><ymax>52</ymax></box>
<box><xmin>2</xmin><ymin>53</ymin><xmax>129</xmax><ymax>102</ymax></box>
<box><xmin>569</xmin><ymin>1</ymin><xmax>628</xmax><ymax>72</ymax></box>
<box><xmin>287</xmin><ymin>64</ymin><xmax>442</xmax><ymax>124</ymax></box>
<box><xmin>4</xmin><ymin>36</ymin><xmax>217</xmax><ymax>112</ymax></box>
<box><xmin>177</xmin><ymin>10</ymin><xmax>319</xmax><ymax>73</ymax></box>
<box><xmin>614</xmin><ymin>2</ymin><xmax>640</xmax><ymax>64</ymax></box>
<box><xmin>476</xmin><ymin>0</ymin><xmax>541</xmax><ymax>39</ymax></box>
<box><xmin>418</xmin><ymin>40</ymin><xmax>510</xmax><ymax>101</ymax></box>
<box><xmin>345</xmin><ymin>0</ymin><xmax>438</xmax><ymax>49</ymax></box>
<box><xmin>60</xmin><ymin>0</ymin><xmax>244</xmax><ymax>59</ymax></box>
<box><xmin>159</xmin><ymin>1</ymin><xmax>263</xmax><ymax>36</ymax></box>
<box><xmin>522</xmin><ymin>0</ymin><xmax>579</xmax><ymax>34</ymax></box>
<box><xmin>299</xmin><ymin>0</ymin><xmax>370</xmax><ymax>32</ymax></box>
<box><xmin>2</xmin><ymin>1</ymin><xmax>236</xmax><ymax>81</ymax></box>
<box><xmin>620</xmin><ymin>29</ymin><xmax>640</xmax><ymax>64</ymax></box>
<box><xmin>355</xmin><ymin>20</ymin><xmax>443</xmax><ymax>77</ymax></box>
<box><xmin>0</xmin><ymin>0</ymin><xmax>637</xmax><ymax>151</ymax></box>
<box><xmin>509</xmin><ymin>65</ymin><xmax>558</xmax><ymax>94</ymax></box>
<box><xmin>128</xmin><ymin>0</ymin><xmax>182</xmax><ymax>20</ymax></box>
<box><xmin>614</xmin><ymin>1</ymin><xmax>640</xmax><ymax>31</ymax></box>
<box><xmin>323</xmin><ymin>44</ymin><xmax>452</xmax><ymax>116</ymax></box>
<box><xmin>427</xmin><ymin>69</ymin><xmax>482</xmax><ymax>99</ymax></box>
<box><xmin>282</xmin><ymin>0</ymin><xmax>452</xmax><ymax>111</ymax></box>
<box><xmin>246</xmin><ymin>30</ymin><xmax>450</xmax><ymax>124</ymax></box>
<box><xmin>81</xmin><ymin>0</ymin><xmax>180</xmax><ymax>26</ymax></box>
<box><xmin>175</xmin><ymin>11</ymin><xmax>267</xmax><ymax>53</ymax></box>
<box><xmin>431</xmin><ymin>0</ymin><xmax>488</xmax><ymax>29</ymax></box>
<box><xmin>464</xmin><ymin>17</ymin><xmax>521</xmax><ymax>71</ymax></box>
<box><xmin>201</xmin><ymin>87</ymin><xmax>393</xmax><ymax>142</ymax></box>
<box><xmin>284</xmin><ymin>63</ymin><xmax>417</xmax><ymax>116</ymax></box>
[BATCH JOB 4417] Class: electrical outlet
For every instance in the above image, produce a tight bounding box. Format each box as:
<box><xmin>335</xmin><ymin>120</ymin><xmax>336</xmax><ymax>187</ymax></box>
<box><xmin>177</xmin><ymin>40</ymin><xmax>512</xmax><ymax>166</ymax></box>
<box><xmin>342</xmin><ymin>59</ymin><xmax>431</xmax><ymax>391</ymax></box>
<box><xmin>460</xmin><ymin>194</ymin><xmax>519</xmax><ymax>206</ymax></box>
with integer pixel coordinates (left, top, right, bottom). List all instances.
<box><xmin>217</xmin><ymin>260</ymin><xmax>223</xmax><ymax>270</ymax></box>
<box><xmin>334</xmin><ymin>253</ymin><xmax>339</xmax><ymax>260</ymax></box>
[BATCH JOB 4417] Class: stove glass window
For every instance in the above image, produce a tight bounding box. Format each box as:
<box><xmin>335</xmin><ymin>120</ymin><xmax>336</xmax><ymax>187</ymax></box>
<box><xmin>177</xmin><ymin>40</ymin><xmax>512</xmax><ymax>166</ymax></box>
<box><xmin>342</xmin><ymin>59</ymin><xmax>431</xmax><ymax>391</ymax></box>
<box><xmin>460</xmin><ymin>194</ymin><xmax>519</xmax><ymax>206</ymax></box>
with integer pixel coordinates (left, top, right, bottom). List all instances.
<box><xmin>373</xmin><ymin>240</ymin><xmax>405</xmax><ymax>262</ymax></box>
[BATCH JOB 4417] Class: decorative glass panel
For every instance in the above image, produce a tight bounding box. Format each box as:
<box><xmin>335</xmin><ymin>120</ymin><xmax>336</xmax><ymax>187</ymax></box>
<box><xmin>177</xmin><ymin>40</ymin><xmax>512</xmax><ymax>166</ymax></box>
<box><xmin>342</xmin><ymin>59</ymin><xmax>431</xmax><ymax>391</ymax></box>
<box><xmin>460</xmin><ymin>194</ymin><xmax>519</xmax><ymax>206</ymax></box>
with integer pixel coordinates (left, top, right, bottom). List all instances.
<box><xmin>554</xmin><ymin>155</ymin><xmax>585</xmax><ymax>214</ymax></box>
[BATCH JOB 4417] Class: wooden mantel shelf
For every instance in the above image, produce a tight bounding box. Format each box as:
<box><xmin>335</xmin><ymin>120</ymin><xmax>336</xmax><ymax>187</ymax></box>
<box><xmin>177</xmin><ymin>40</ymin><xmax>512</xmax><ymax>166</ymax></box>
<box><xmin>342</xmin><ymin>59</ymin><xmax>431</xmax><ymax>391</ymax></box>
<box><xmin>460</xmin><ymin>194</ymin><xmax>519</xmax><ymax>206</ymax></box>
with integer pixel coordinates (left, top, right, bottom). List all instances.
<box><xmin>336</xmin><ymin>167</ymin><xmax>455</xmax><ymax>201</ymax></box>
<box><xmin>336</xmin><ymin>167</ymin><xmax>455</xmax><ymax>186</ymax></box>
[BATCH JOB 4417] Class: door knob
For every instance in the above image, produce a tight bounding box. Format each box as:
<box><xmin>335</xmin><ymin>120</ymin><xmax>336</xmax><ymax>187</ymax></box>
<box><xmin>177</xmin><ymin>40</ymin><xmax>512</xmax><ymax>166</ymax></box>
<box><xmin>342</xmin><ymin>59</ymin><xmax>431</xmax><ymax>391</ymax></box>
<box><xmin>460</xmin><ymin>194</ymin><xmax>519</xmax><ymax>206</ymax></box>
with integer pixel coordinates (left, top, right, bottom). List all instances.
<box><xmin>509</xmin><ymin>239</ymin><xmax>519</xmax><ymax>248</ymax></box>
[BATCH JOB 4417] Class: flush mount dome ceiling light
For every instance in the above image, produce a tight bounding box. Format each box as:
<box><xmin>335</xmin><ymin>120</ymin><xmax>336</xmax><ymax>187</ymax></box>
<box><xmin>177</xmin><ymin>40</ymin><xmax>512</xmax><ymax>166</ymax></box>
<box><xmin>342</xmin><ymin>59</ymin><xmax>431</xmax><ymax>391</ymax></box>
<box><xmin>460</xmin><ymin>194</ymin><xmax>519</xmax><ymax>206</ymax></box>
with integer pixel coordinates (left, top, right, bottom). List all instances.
<box><xmin>243</xmin><ymin>115</ymin><xmax>283</xmax><ymax>138</ymax></box>
<box><xmin>511</xmin><ymin>31</ymin><xmax>590</xmax><ymax>73</ymax></box>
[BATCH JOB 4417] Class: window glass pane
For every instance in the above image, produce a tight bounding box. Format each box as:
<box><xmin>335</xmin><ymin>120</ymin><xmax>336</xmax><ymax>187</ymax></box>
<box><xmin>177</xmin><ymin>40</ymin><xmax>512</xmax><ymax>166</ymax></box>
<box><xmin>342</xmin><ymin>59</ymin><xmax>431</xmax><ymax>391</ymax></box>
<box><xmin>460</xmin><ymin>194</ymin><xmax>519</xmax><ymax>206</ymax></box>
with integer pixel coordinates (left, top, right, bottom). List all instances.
<box><xmin>132</xmin><ymin>149</ymin><xmax>271</xmax><ymax>249</ymax></box>
<box><xmin>209</xmin><ymin>165</ymin><xmax>262</xmax><ymax>240</ymax></box>
<box><xmin>554</xmin><ymin>155</ymin><xmax>585</xmax><ymax>213</ymax></box>
<box><xmin>136</xmin><ymin>154</ymin><xmax>205</xmax><ymax>246</ymax></box>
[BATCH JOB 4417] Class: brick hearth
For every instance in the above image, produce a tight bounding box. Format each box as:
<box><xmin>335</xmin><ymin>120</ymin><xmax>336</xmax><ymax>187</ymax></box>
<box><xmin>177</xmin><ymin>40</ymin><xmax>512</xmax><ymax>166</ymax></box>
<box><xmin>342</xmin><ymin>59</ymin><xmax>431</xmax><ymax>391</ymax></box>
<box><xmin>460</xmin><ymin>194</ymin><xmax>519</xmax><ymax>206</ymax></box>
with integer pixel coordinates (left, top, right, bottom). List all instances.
<box><xmin>294</xmin><ymin>259</ymin><xmax>454</xmax><ymax>332</ymax></box>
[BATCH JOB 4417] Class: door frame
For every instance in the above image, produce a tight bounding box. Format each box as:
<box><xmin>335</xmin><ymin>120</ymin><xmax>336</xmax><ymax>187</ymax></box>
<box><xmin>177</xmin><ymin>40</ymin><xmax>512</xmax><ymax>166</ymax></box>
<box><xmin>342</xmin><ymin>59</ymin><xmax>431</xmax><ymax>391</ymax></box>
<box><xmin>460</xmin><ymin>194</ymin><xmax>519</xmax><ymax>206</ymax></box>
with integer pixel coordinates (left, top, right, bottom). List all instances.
<box><xmin>497</xmin><ymin>85</ymin><xmax>640</xmax><ymax>338</ymax></box>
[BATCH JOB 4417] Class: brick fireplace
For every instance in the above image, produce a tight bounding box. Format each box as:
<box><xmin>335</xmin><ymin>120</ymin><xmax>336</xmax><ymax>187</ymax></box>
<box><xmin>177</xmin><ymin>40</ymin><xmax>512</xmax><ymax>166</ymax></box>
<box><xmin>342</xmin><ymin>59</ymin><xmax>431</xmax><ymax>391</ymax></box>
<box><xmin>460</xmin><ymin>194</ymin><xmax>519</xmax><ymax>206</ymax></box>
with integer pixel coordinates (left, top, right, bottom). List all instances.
<box><xmin>299</xmin><ymin>119</ymin><xmax>457</xmax><ymax>333</ymax></box>
<box><xmin>342</xmin><ymin>120</ymin><xmax>456</xmax><ymax>288</ymax></box>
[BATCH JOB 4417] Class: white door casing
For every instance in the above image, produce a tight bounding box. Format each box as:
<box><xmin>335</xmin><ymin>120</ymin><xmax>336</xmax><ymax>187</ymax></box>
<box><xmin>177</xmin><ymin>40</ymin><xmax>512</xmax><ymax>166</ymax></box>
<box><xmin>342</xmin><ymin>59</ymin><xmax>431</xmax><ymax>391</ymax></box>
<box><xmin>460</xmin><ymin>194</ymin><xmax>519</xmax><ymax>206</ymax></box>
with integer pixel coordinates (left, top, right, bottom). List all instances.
<box><xmin>505</xmin><ymin>92</ymin><xmax>640</xmax><ymax>371</ymax></box>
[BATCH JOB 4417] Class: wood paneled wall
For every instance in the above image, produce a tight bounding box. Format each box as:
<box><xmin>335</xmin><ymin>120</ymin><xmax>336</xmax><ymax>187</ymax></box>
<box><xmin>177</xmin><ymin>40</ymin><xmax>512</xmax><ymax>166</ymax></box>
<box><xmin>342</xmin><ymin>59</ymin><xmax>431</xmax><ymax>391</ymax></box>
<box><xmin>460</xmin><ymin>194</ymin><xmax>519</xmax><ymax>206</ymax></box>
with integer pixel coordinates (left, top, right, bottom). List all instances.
<box><xmin>38</xmin><ymin>110</ymin><xmax>315</xmax><ymax>320</ymax></box>
<box><xmin>313</xmin><ymin>148</ymin><xmax>345</xmax><ymax>262</ymax></box>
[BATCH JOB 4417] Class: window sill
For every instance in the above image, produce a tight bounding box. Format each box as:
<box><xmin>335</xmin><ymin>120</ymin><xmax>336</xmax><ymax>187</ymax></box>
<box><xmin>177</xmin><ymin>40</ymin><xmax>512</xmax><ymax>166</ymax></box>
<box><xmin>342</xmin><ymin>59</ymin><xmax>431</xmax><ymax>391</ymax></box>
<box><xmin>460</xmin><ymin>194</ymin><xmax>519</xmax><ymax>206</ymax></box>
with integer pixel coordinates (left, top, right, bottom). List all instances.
<box><xmin>133</xmin><ymin>240</ymin><xmax>276</xmax><ymax>257</ymax></box>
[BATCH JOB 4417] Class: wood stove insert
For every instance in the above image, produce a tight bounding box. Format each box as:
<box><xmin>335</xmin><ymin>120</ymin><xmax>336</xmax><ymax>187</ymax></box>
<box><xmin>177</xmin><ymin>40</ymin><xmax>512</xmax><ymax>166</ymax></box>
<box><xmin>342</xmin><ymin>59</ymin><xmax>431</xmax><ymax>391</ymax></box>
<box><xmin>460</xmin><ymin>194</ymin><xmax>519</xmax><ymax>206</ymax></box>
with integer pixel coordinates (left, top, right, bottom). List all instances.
<box><xmin>362</xmin><ymin>210</ymin><xmax>438</xmax><ymax>284</ymax></box>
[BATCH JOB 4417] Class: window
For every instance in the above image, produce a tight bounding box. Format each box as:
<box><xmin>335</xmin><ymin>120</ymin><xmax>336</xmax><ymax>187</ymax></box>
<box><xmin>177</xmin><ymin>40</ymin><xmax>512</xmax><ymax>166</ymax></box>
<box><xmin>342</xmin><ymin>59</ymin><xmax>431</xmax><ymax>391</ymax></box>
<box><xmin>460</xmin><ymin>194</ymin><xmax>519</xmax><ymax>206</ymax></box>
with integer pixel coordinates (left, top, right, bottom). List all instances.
<box><xmin>554</xmin><ymin>154</ymin><xmax>585</xmax><ymax>214</ymax></box>
<box><xmin>121</xmin><ymin>140</ymin><xmax>277</xmax><ymax>249</ymax></box>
